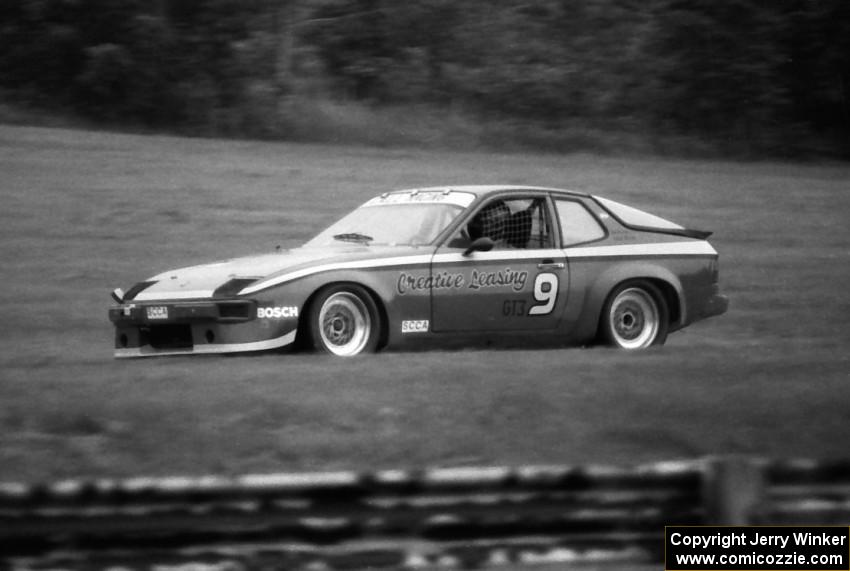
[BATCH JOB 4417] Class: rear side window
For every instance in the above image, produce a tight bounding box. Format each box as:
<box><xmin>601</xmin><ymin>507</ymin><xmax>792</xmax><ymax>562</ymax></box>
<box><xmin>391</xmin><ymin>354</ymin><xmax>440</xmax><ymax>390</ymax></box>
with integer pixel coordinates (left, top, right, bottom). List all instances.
<box><xmin>555</xmin><ymin>199</ymin><xmax>606</xmax><ymax>246</ymax></box>
<box><xmin>594</xmin><ymin>196</ymin><xmax>683</xmax><ymax>231</ymax></box>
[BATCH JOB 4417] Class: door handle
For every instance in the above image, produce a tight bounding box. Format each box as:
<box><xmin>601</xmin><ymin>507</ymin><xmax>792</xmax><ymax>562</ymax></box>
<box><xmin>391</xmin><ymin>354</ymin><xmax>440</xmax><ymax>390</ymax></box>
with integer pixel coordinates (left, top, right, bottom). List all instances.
<box><xmin>537</xmin><ymin>259</ymin><xmax>565</xmax><ymax>270</ymax></box>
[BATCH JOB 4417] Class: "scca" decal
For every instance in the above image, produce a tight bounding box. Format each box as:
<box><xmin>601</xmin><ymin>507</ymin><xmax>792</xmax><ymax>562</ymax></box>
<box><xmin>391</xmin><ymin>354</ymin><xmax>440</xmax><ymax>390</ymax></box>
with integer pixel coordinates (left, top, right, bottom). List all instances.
<box><xmin>257</xmin><ymin>306</ymin><xmax>299</xmax><ymax>319</ymax></box>
<box><xmin>401</xmin><ymin>320</ymin><xmax>429</xmax><ymax>333</ymax></box>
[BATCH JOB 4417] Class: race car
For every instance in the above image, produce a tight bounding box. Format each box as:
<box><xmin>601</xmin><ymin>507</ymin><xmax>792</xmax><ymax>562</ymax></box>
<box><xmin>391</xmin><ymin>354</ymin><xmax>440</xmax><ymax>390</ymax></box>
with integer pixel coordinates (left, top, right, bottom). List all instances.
<box><xmin>109</xmin><ymin>186</ymin><xmax>728</xmax><ymax>357</ymax></box>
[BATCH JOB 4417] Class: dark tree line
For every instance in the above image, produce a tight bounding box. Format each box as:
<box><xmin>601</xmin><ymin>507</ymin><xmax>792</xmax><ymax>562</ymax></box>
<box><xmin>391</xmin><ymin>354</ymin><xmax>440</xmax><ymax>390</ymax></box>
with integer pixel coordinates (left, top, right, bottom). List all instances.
<box><xmin>1</xmin><ymin>0</ymin><xmax>848</xmax><ymax>156</ymax></box>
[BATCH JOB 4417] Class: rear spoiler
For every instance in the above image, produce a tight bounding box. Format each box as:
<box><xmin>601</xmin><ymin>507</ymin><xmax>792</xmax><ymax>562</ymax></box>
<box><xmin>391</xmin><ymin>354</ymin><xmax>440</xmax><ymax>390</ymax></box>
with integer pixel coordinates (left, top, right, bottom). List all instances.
<box><xmin>630</xmin><ymin>225</ymin><xmax>713</xmax><ymax>240</ymax></box>
<box><xmin>666</xmin><ymin>227</ymin><xmax>713</xmax><ymax>240</ymax></box>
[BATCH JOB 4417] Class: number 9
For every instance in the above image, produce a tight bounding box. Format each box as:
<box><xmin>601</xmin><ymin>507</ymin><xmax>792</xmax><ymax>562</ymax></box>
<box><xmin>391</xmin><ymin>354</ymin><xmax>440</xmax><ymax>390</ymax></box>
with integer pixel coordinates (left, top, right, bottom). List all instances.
<box><xmin>529</xmin><ymin>273</ymin><xmax>558</xmax><ymax>315</ymax></box>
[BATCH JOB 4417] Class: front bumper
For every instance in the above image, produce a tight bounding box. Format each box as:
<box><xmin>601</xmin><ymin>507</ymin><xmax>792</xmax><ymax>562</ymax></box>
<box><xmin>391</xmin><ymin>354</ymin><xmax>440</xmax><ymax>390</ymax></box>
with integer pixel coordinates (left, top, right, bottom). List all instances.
<box><xmin>109</xmin><ymin>299</ymin><xmax>257</xmax><ymax>326</ymax></box>
<box><xmin>109</xmin><ymin>299</ymin><xmax>298</xmax><ymax>358</ymax></box>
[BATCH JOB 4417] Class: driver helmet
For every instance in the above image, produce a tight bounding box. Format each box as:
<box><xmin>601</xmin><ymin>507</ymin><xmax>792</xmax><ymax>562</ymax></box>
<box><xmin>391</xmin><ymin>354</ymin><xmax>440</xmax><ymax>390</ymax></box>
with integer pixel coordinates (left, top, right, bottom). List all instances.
<box><xmin>468</xmin><ymin>200</ymin><xmax>511</xmax><ymax>241</ymax></box>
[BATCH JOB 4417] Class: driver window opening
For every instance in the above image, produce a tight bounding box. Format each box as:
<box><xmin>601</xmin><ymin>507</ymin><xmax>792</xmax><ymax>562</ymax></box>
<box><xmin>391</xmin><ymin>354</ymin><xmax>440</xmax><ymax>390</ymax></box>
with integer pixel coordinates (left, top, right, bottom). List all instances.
<box><xmin>449</xmin><ymin>197</ymin><xmax>554</xmax><ymax>250</ymax></box>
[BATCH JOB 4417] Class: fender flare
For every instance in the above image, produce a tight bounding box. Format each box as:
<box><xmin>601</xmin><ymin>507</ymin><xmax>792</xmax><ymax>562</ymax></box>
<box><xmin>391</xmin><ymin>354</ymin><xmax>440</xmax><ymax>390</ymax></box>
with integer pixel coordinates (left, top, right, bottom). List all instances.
<box><xmin>296</xmin><ymin>270</ymin><xmax>394</xmax><ymax>349</ymax></box>
<box><xmin>580</xmin><ymin>262</ymin><xmax>686</xmax><ymax>339</ymax></box>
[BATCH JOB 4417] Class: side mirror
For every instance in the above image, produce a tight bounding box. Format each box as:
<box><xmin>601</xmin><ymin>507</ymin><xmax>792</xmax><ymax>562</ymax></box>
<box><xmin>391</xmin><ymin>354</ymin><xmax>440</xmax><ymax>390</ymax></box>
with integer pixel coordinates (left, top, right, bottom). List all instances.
<box><xmin>463</xmin><ymin>236</ymin><xmax>494</xmax><ymax>256</ymax></box>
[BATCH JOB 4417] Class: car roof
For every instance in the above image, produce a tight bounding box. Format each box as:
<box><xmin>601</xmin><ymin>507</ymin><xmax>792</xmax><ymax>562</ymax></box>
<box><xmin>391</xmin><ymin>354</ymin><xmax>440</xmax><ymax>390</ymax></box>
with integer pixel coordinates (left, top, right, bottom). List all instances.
<box><xmin>401</xmin><ymin>185</ymin><xmax>591</xmax><ymax>199</ymax></box>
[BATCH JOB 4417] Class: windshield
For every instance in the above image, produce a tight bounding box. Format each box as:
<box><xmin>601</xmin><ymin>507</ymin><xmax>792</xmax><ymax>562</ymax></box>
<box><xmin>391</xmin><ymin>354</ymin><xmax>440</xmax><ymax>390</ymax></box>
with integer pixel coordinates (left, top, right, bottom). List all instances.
<box><xmin>304</xmin><ymin>203</ymin><xmax>465</xmax><ymax>247</ymax></box>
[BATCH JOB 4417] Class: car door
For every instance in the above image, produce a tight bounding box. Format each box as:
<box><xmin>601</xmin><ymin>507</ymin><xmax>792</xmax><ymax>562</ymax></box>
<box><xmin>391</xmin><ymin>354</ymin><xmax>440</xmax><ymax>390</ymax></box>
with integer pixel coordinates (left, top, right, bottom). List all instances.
<box><xmin>429</xmin><ymin>194</ymin><xmax>568</xmax><ymax>332</ymax></box>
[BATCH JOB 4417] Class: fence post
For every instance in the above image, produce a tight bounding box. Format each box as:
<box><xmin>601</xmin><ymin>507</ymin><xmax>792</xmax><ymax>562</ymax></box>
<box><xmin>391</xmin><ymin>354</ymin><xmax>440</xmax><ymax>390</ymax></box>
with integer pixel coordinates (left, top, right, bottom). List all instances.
<box><xmin>703</xmin><ymin>456</ymin><xmax>764</xmax><ymax>524</ymax></box>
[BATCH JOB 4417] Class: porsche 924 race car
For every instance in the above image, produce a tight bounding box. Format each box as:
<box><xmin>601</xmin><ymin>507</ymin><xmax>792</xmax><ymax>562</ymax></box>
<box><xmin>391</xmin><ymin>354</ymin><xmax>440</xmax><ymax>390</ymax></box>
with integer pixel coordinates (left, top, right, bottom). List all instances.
<box><xmin>109</xmin><ymin>186</ymin><xmax>728</xmax><ymax>357</ymax></box>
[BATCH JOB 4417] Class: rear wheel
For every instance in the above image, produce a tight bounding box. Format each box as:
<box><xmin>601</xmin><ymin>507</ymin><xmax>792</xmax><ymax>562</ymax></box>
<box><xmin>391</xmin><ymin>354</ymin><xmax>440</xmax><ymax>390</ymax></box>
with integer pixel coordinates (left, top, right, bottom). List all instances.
<box><xmin>600</xmin><ymin>281</ymin><xmax>669</xmax><ymax>349</ymax></box>
<box><xmin>308</xmin><ymin>285</ymin><xmax>381</xmax><ymax>356</ymax></box>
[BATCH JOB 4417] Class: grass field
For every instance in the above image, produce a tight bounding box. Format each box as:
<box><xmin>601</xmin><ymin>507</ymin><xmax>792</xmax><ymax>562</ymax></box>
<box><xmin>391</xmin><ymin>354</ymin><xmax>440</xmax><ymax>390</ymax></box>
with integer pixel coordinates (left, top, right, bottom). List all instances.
<box><xmin>0</xmin><ymin>125</ymin><xmax>848</xmax><ymax>483</ymax></box>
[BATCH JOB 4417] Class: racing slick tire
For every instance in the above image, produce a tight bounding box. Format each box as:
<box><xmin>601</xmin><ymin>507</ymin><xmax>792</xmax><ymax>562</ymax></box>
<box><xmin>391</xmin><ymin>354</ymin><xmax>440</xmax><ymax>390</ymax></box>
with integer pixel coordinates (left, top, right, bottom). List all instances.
<box><xmin>599</xmin><ymin>280</ymin><xmax>669</xmax><ymax>349</ymax></box>
<box><xmin>308</xmin><ymin>284</ymin><xmax>382</xmax><ymax>356</ymax></box>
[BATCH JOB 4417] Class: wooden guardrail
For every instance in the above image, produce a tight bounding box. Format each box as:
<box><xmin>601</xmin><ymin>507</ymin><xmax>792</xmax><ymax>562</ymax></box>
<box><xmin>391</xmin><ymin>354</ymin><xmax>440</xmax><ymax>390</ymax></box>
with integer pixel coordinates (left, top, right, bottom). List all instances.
<box><xmin>0</xmin><ymin>457</ymin><xmax>847</xmax><ymax>570</ymax></box>
<box><xmin>758</xmin><ymin>458</ymin><xmax>850</xmax><ymax>524</ymax></box>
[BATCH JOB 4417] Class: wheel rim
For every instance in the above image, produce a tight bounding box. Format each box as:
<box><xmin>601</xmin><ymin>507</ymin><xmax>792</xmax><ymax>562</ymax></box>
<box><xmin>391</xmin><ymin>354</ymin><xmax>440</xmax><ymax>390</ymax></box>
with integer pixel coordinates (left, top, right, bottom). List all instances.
<box><xmin>608</xmin><ymin>287</ymin><xmax>660</xmax><ymax>349</ymax></box>
<box><xmin>318</xmin><ymin>292</ymin><xmax>371</xmax><ymax>356</ymax></box>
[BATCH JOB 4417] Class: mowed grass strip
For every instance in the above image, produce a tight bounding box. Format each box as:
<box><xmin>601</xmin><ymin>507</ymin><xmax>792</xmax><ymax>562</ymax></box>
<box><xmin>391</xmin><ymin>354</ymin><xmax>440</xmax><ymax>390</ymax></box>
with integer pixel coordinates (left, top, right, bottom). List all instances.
<box><xmin>0</xmin><ymin>125</ymin><xmax>848</xmax><ymax>481</ymax></box>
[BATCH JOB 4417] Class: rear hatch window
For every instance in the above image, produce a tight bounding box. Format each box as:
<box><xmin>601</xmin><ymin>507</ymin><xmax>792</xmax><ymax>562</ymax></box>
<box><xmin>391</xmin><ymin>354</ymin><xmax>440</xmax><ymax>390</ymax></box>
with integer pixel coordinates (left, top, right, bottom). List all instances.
<box><xmin>594</xmin><ymin>196</ymin><xmax>684</xmax><ymax>231</ymax></box>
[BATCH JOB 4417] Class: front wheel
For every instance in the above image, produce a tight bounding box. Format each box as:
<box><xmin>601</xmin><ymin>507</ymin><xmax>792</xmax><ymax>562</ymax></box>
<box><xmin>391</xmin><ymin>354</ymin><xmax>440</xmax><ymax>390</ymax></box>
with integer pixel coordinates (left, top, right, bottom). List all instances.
<box><xmin>308</xmin><ymin>285</ymin><xmax>381</xmax><ymax>356</ymax></box>
<box><xmin>600</xmin><ymin>281</ymin><xmax>669</xmax><ymax>349</ymax></box>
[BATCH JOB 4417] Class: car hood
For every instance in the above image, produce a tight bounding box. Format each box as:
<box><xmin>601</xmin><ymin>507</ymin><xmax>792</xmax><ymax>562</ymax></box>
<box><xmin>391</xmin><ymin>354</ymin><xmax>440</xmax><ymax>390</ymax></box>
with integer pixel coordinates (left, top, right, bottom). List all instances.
<box><xmin>130</xmin><ymin>245</ymin><xmax>428</xmax><ymax>301</ymax></box>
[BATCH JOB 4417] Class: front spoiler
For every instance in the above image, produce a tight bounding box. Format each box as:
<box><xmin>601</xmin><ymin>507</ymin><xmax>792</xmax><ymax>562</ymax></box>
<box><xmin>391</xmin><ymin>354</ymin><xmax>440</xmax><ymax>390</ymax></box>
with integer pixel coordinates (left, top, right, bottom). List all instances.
<box><xmin>114</xmin><ymin>331</ymin><xmax>297</xmax><ymax>358</ymax></box>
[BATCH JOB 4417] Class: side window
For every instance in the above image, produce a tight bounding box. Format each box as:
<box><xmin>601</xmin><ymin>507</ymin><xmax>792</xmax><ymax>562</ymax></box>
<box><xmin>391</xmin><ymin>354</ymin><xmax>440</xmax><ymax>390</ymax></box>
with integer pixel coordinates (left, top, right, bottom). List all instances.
<box><xmin>461</xmin><ymin>197</ymin><xmax>554</xmax><ymax>250</ymax></box>
<box><xmin>555</xmin><ymin>199</ymin><xmax>606</xmax><ymax>246</ymax></box>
